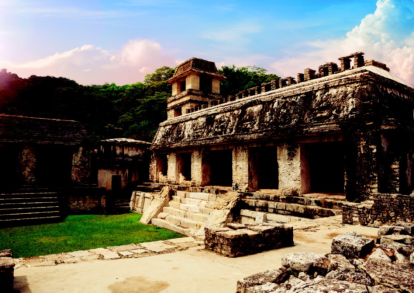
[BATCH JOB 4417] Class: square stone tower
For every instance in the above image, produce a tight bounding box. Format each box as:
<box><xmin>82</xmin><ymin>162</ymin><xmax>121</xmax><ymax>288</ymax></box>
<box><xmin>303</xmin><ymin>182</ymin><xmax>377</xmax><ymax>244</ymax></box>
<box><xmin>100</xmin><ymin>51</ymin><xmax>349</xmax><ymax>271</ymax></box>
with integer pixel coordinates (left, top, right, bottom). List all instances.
<box><xmin>167</xmin><ymin>58</ymin><xmax>226</xmax><ymax>119</ymax></box>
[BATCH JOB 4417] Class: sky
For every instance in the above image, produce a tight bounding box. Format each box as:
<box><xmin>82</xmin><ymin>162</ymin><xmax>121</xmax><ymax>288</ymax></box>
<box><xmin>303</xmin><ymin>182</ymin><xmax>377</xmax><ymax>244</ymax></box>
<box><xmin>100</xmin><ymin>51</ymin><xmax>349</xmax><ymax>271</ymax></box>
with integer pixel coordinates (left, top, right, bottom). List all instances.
<box><xmin>0</xmin><ymin>0</ymin><xmax>414</xmax><ymax>86</ymax></box>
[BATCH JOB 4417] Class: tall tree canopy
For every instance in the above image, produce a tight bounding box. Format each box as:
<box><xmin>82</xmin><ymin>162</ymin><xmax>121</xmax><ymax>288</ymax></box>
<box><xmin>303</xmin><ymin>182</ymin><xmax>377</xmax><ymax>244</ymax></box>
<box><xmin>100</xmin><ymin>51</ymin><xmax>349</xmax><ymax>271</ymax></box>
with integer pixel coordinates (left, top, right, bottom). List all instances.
<box><xmin>0</xmin><ymin>64</ymin><xmax>278</xmax><ymax>142</ymax></box>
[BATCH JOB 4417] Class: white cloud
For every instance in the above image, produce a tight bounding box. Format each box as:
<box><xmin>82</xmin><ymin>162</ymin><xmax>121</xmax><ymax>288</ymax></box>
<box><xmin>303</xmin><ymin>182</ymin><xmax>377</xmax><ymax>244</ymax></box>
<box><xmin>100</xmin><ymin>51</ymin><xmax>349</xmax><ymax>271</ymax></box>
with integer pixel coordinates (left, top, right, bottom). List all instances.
<box><xmin>270</xmin><ymin>0</ymin><xmax>414</xmax><ymax>86</ymax></box>
<box><xmin>202</xmin><ymin>22</ymin><xmax>262</xmax><ymax>44</ymax></box>
<box><xmin>0</xmin><ymin>39</ymin><xmax>177</xmax><ymax>85</ymax></box>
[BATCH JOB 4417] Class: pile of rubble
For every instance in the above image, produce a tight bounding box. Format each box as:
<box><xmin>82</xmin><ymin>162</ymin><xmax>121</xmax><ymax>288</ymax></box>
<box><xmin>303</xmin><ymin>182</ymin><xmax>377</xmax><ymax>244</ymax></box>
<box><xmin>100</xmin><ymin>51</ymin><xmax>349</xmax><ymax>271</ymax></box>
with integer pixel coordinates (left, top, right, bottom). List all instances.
<box><xmin>237</xmin><ymin>223</ymin><xmax>414</xmax><ymax>292</ymax></box>
<box><xmin>0</xmin><ymin>249</ymin><xmax>15</xmax><ymax>293</ymax></box>
<box><xmin>205</xmin><ymin>223</ymin><xmax>293</xmax><ymax>257</ymax></box>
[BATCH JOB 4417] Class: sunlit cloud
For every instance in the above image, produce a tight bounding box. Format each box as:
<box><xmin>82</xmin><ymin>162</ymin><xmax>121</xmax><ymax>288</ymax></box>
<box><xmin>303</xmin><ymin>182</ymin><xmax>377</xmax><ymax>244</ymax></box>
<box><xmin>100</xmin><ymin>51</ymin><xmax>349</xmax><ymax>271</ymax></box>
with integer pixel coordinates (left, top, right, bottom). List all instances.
<box><xmin>0</xmin><ymin>39</ymin><xmax>177</xmax><ymax>85</ymax></box>
<box><xmin>270</xmin><ymin>0</ymin><xmax>414</xmax><ymax>86</ymax></box>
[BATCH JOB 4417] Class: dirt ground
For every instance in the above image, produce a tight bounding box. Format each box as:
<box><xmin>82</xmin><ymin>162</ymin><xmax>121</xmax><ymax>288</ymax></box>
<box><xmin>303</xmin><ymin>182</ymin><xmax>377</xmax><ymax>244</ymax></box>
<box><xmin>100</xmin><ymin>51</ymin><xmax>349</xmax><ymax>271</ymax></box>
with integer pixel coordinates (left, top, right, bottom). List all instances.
<box><xmin>13</xmin><ymin>216</ymin><xmax>379</xmax><ymax>293</ymax></box>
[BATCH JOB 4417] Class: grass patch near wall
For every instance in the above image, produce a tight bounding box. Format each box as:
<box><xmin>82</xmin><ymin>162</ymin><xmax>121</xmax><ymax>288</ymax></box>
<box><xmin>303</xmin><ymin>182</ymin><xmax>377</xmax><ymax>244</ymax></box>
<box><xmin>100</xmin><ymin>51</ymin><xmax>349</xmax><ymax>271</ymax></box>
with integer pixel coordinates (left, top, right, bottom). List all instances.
<box><xmin>0</xmin><ymin>213</ymin><xmax>183</xmax><ymax>258</ymax></box>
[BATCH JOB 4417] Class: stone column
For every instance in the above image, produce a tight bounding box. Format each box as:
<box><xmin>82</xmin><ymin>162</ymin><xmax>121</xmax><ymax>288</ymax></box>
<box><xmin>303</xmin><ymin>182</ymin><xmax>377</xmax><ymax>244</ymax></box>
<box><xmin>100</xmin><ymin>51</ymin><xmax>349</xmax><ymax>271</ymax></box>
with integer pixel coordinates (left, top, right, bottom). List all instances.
<box><xmin>278</xmin><ymin>142</ymin><xmax>309</xmax><ymax>195</ymax></box>
<box><xmin>167</xmin><ymin>153</ymin><xmax>178</xmax><ymax>184</ymax></box>
<box><xmin>72</xmin><ymin>146</ymin><xmax>92</xmax><ymax>184</ymax></box>
<box><xmin>19</xmin><ymin>146</ymin><xmax>36</xmax><ymax>184</ymax></box>
<box><xmin>191</xmin><ymin>149</ymin><xmax>210</xmax><ymax>186</ymax></box>
<box><xmin>232</xmin><ymin>146</ymin><xmax>249</xmax><ymax>191</ymax></box>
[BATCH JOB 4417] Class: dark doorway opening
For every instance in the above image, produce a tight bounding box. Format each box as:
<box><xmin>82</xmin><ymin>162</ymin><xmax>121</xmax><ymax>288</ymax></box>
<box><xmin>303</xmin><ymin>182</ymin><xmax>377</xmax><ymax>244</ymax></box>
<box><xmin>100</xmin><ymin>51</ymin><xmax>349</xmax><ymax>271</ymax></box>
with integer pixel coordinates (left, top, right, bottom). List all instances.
<box><xmin>210</xmin><ymin>150</ymin><xmax>232</xmax><ymax>186</ymax></box>
<box><xmin>256</xmin><ymin>146</ymin><xmax>278</xmax><ymax>189</ymax></box>
<box><xmin>112</xmin><ymin>175</ymin><xmax>122</xmax><ymax>192</ymax></box>
<box><xmin>179</xmin><ymin>153</ymin><xmax>192</xmax><ymax>181</ymax></box>
<box><xmin>36</xmin><ymin>146</ymin><xmax>73</xmax><ymax>187</ymax></box>
<box><xmin>159</xmin><ymin>155</ymin><xmax>168</xmax><ymax>176</ymax></box>
<box><xmin>0</xmin><ymin>146</ymin><xmax>20</xmax><ymax>189</ymax></box>
<box><xmin>307</xmin><ymin>142</ymin><xmax>345</xmax><ymax>193</ymax></box>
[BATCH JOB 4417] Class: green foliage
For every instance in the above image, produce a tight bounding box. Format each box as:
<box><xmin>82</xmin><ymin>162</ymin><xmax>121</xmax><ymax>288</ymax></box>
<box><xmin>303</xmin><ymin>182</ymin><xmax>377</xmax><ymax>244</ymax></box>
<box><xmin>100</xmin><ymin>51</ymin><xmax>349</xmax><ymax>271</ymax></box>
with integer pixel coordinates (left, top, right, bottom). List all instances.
<box><xmin>0</xmin><ymin>213</ymin><xmax>183</xmax><ymax>258</ymax></box>
<box><xmin>219</xmin><ymin>65</ymin><xmax>279</xmax><ymax>97</ymax></box>
<box><xmin>0</xmin><ymin>64</ymin><xmax>275</xmax><ymax>142</ymax></box>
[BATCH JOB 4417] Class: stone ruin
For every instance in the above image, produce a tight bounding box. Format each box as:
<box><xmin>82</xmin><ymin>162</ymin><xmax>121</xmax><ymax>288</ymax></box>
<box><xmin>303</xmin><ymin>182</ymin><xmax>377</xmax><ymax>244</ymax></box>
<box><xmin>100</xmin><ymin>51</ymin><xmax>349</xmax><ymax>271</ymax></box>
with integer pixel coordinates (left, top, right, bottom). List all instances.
<box><xmin>131</xmin><ymin>52</ymin><xmax>414</xmax><ymax>243</ymax></box>
<box><xmin>0</xmin><ymin>249</ymin><xmax>15</xmax><ymax>293</ymax></box>
<box><xmin>236</xmin><ymin>223</ymin><xmax>414</xmax><ymax>292</ymax></box>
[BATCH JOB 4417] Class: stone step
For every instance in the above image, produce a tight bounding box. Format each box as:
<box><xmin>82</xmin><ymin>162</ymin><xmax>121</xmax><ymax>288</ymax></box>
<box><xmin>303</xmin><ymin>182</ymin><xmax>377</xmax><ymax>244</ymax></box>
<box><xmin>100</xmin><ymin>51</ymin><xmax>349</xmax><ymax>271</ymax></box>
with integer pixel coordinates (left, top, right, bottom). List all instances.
<box><xmin>240</xmin><ymin>209</ymin><xmax>312</xmax><ymax>224</ymax></box>
<box><xmin>188</xmin><ymin>192</ymin><xmax>216</xmax><ymax>201</ymax></box>
<box><xmin>0</xmin><ymin>215</ymin><xmax>61</xmax><ymax>223</ymax></box>
<box><xmin>243</xmin><ymin>195</ymin><xmax>346</xmax><ymax>210</ymax></box>
<box><xmin>164</xmin><ymin>214</ymin><xmax>203</xmax><ymax>230</ymax></box>
<box><xmin>168</xmin><ymin>201</ymin><xmax>181</xmax><ymax>209</ymax></box>
<box><xmin>0</xmin><ymin>200</ymin><xmax>59</xmax><ymax>206</ymax></box>
<box><xmin>179</xmin><ymin>204</ymin><xmax>213</xmax><ymax>215</ymax></box>
<box><xmin>151</xmin><ymin>218</ymin><xmax>194</xmax><ymax>237</ymax></box>
<box><xmin>241</xmin><ymin>201</ymin><xmax>341</xmax><ymax>218</ymax></box>
<box><xmin>179</xmin><ymin>198</ymin><xmax>216</xmax><ymax>209</ymax></box>
<box><xmin>163</xmin><ymin>206</ymin><xmax>209</xmax><ymax>223</ymax></box>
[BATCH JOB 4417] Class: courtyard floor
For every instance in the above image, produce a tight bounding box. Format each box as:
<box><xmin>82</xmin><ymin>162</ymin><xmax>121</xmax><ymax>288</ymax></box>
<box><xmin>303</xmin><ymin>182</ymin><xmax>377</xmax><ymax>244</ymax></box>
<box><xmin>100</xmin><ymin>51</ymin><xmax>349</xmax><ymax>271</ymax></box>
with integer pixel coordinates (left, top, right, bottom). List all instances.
<box><xmin>12</xmin><ymin>215</ymin><xmax>379</xmax><ymax>293</ymax></box>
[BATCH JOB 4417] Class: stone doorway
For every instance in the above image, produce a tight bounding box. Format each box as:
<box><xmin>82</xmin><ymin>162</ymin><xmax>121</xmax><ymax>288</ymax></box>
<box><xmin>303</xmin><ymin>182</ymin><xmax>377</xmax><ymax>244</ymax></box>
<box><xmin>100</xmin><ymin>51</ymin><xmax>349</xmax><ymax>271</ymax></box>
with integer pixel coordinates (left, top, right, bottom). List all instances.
<box><xmin>210</xmin><ymin>150</ymin><xmax>232</xmax><ymax>186</ymax></box>
<box><xmin>0</xmin><ymin>145</ymin><xmax>19</xmax><ymax>189</ymax></box>
<box><xmin>178</xmin><ymin>153</ymin><xmax>192</xmax><ymax>181</ymax></box>
<box><xmin>306</xmin><ymin>142</ymin><xmax>345</xmax><ymax>193</ymax></box>
<box><xmin>36</xmin><ymin>146</ymin><xmax>73</xmax><ymax>187</ymax></box>
<box><xmin>250</xmin><ymin>146</ymin><xmax>278</xmax><ymax>190</ymax></box>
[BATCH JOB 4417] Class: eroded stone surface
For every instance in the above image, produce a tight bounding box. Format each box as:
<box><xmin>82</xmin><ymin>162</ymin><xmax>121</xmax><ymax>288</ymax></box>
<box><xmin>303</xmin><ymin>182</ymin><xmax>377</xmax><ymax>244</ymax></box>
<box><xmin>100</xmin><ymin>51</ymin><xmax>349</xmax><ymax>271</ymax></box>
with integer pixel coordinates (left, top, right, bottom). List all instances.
<box><xmin>327</xmin><ymin>254</ymin><xmax>355</xmax><ymax>272</ymax></box>
<box><xmin>361</xmin><ymin>259</ymin><xmax>414</xmax><ymax>292</ymax></box>
<box><xmin>281</xmin><ymin>252</ymin><xmax>329</xmax><ymax>275</ymax></box>
<box><xmin>325</xmin><ymin>267</ymin><xmax>374</xmax><ymax>286</ymax></box>
<box><xmin>141</xmin><ymin>186</ymin><xmax>172</xmax><ymax>224</ymax></box>
<box><xmin>236</xmin><ymin>268</ymin><xmax>290</xmax><ymax>293</ymax></box>
<box><xmin>331</xmin><ymin>232</ymin><xmax>375</xmax><ymax>258</ymax></box>
<box><xmin>367</xmin><ymin>249</ymin><xmax>391</xmax><ymax>263</ymax></box>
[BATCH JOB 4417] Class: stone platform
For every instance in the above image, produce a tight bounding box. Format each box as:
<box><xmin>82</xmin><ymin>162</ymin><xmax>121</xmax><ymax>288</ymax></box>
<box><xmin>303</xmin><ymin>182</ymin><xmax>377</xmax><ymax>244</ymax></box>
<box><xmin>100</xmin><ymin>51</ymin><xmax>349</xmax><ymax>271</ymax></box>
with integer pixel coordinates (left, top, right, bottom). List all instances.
<box><xmin>204</xmin><ymin>223</ymin><xmax>293</xmax><ymax>257</ymax></box>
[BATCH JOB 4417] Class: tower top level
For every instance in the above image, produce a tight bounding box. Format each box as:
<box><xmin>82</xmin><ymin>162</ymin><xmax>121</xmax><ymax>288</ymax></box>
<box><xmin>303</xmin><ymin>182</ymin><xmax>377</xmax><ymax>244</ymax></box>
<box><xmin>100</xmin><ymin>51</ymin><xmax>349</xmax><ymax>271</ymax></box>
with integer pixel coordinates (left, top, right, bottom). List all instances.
<box><xmin>166</xmin><ymin>58</ymin><xmax>225</xmax><ymax>119</ymax></box>
<box><xmin>168</xmin><ymin>58</ymin><xmax>225</xmax><ymax>84</ymax></box>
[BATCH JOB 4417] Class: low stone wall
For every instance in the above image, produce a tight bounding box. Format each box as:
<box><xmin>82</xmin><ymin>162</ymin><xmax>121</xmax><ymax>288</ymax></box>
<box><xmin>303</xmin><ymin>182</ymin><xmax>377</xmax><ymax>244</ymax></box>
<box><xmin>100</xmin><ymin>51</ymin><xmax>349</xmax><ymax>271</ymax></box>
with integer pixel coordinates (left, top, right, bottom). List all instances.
<box><xmin>0</xmin><ymin>249</ymin><xmax>15</xmax><ymax>293</ymax></box>
<box><xmin>204</xmin><ymin>223</ymin><xmax>293</xmax><ymax>257</ymax></box>
<box><xmin>130</xmin><ymin>191</ymin><xmax>154</xmax><ymax>213</ymax></box>
<box><xmin>63</xmin><ymin>187</ymin><xmax>107</xmax><ymax>214</ymax></box>
<box><xmin>343</xmin><ymin>193</ymin><xmax>414</xmax><ymax>226</ymax></box>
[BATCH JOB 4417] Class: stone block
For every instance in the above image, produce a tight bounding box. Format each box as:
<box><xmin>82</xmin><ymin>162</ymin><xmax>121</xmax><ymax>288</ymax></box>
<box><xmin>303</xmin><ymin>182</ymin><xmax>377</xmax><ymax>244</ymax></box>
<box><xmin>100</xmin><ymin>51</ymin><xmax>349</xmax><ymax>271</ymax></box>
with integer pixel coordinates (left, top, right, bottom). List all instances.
<box><xmin>325</xmin><ymin>267</ymin><xmax>374</xmax><ymax>286</ymax></box>
<box><xmin>361</xmin><ymin>259</ymin><xmax>414</xmax><ymax>292</ymax></box>
<box><xmin>380</xmin><ymin>234</ymin><xmax>414</xmax><ymax>246</ymax></box>
<box><xmin>236</xmin><ymin>268</ymin><xmax>290</xmax><ymax>293</ymax></box>
<box><xmin>327</xmin><ymin>254</ymin><xmax>355</xmax><ymax>272</ymax></box>
<box><xmin>367</xmin><ymin>249</ymin><xmax>391</xmax><ymax>263</ymax></box>
<box><xmin>0</xmin><ymin>257</ymin><xmax>15</xmax><ymax>293</ymax></box>
<box><xmin>395</xmin><ymin>221</ymin><xmax>414</xmax><ymax>235</ymax></box>
<box><xmin>331</xmin><ymin>232</ymin><xmax>375</xmax><ymax>258</ymax></box>
<box><xmin>281</xmin><ymin>252</ymin><xmax>330</xmax><ymax>275</ymax></box>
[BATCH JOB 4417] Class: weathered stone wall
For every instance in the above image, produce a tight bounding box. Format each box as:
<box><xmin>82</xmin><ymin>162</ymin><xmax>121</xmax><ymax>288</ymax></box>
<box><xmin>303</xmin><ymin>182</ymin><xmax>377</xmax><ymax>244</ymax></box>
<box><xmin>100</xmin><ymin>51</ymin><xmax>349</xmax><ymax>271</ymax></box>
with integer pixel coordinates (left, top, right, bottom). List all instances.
<box><xmin>232</xmin><ymin>146</ymin><xmax>249</xmax><ymax>192</ymax></box>
<box><xmin>342</xmin><ymin>193</ymin><xmax>414</xmax><ymax>226</ymax></box>
<box><xmin>72</xmin><ymin>146</ymin><xmax>93</xmax><ymax>184</ymax></box>
<box><xmin>18</xmin><ymin>146</ymin><xmax>36</xmax><ymax>184</ymax></box>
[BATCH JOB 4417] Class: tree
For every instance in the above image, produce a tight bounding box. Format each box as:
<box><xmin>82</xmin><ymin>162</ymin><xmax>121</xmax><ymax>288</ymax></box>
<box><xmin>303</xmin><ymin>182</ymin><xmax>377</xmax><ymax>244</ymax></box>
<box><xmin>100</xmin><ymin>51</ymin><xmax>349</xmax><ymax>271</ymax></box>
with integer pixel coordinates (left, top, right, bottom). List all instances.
<box><xmin>219</xmin><ymin>65</ymin><xmax>279</xmax><ymax>97</ymax></box>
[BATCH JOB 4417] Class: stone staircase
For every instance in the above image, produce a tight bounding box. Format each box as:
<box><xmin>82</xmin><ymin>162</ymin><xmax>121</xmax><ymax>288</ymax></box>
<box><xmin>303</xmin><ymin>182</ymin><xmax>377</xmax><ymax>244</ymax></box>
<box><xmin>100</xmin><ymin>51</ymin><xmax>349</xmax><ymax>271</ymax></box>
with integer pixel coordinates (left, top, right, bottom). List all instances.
<box><xmin>0</xmin><ymin>191</ymin><xmax>62</xmax><ymax>227</ymax></box>
<box><xmin>152</xmin><ymin>191</ymin><xmax>217</xmax><ymax>238</ymax></box>
<box><xmin>240</xmin><ymin>193</ymin><xmax>345</xmax><ymax>224</ymax></box>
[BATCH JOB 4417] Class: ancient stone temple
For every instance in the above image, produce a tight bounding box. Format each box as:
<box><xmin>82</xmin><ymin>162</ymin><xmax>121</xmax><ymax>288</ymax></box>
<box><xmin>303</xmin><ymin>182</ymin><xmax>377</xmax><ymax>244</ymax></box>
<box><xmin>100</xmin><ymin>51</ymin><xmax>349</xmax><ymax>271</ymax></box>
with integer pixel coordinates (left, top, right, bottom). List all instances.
<box><xmin>137</xmin><ymin>53</ymin><xmax>414</xmax><ymax>232</ymax></box>
<box><xmin>0</xmin><ymin>114</ymin><xmax>104</xmax><ymax>226</ymax></box>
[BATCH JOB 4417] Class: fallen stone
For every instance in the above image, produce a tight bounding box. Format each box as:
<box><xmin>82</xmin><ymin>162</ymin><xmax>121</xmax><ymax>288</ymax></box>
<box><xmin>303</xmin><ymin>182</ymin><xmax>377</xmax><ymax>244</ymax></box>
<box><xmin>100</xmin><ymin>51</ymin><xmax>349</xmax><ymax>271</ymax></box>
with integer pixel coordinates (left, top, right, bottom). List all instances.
<box><xmin>281</xmin><ymin>279</ymin><xmax>368</xmax><ymax>293</ymax></box>
<box><xmin>367</xmin><ymin>249</ymin><xmax>391</xmax><ymax>263</ymax></box>
<box><xmin>395</xmin><ymin>221</ymin><xmax>414</xmax><ymax>235</ymax></box>
<box><xmin>361</xmin><ymin>259</ymin><xmax>414</xmax><ymax>292</ymax></box>
<box><xmin>327</xmin><ymin>254</ymin><xmax>355</xmax><ymax>272</ymax></box>
<box><xmin>394</xmin><ymin>250</ymin><xmax>411</xmax><ymax>266</ymax></box>
<box><xmin>331</xmin><ymin>232</ymin><xmax>375</xmax><ymax>258</ymax></box>
<box><xmin>0</xmin><ymin>249</ymin><xmax>12</xmax><ymax>258</ymax></box>
<box><xmin>325</xmin><ymin>267</ymin><xmax>374</xmax><ymax>286</ymax></box>
<box><xmin>281</xmin><ymin>252</ymin><xmax>330</xmax><ymax>275</ymax></box>
<box><xmin>236</xmin><ymin>268</ymin><xmax>290</xmax><ymax>293</ymax></box>
<box><xmin>411</xmin><ymin>252</ymin><xmax>414</xmax><ymax>265</ymax></box>
<box><xmin>141</xmin><ymin>186</ymin><xmax>172</xmax><ymax>224</ymax></box>
<box><xmin>380</xmin><ymin>234</ymin><xmax>414</xmax><ymax>246</ymax></box>
<box><xmin>398</xmin><ymin>245</ymin><xmax>414</xmax><ymax>257</ymax></box>
<box><xmin>0</xmin><ymin>257</ymin><xmax>15</xmax><ymax>293</ymax></box>
<box><xmin>89</xmin><ymin>248</ymin><xmax>120</xmax><ymax>260</ymax></box>
<box><xmin>368</xmin><ymin>285</ymin><xmax>400</xmax><ymax>293</ymax></box>
<box><xmin>227</xmin><ymin>223</ymin><xmax>247</xmax><ymax>230</ymax></box>
<box><xmin>245</xmin><ymin>282</ymin><xmax>280</xmax><ymax>293</ymax></box>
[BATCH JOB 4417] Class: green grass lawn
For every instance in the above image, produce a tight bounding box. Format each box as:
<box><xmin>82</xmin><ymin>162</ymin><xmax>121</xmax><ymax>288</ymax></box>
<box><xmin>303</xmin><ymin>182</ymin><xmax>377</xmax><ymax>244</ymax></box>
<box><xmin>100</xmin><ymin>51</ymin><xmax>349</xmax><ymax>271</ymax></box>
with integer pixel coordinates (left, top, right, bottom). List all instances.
<box><xmin>0</xmin><ymin>213</ymin><xmax>183</xmax><ymax>258</ymax></box>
